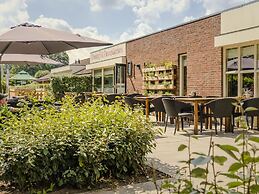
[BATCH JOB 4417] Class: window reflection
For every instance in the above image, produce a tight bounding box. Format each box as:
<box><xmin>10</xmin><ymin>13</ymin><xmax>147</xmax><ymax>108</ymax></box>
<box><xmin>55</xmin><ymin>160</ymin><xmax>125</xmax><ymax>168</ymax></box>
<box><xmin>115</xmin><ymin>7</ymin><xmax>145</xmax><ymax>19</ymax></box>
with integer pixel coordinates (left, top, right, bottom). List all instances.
<box><xmin>242</xmin><ymin>73</ymin><xmax>254</xmax><ymax>97</ymax></box>
<box><xmin>241</xmin><ymin>45</ymin><xmax>254</xmax><ymax>70</ymax></box>
<box><xmin>104</xmin><ymin>68</ymin><xmax>114</xmax><ymax>93</ymax></box>
<box><xmin>226</xmin><ymin>48</ymin><xmax>238</xmax><ymax>71</ymax></box>
<box><xmin>227</xmin><ymin>74</ymin><xmax>238</xmax><ymax>97</ymax></box>
<box><xmin>94</xmin><ymin>69</ymin><xmax>102</xmax><ymax>92</ymax></box>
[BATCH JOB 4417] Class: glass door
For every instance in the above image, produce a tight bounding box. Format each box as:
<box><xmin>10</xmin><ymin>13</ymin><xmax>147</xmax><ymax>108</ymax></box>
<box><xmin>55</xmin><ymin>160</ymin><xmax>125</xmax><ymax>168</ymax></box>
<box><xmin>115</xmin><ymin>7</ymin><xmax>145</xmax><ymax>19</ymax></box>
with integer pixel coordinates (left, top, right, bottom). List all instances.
<box><xmin>115</xmin><ymin>64</ymin><xmax>126</xmax><ymax>93</ymax></box>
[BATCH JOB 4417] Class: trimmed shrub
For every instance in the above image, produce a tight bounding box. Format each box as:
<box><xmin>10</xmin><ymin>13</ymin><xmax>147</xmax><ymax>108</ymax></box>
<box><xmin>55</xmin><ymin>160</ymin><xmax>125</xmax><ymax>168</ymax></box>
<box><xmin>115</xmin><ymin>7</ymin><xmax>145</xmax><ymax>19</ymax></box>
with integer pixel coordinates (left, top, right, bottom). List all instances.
<box><xmin>0</xmin><ymin>98</ymin><xmax>155</xmax><ymax>190</ymax></box>
<box><xmin>51</xmin><ymin>76</ymin><xmax>92</xmax><ymax>100</ymax></box>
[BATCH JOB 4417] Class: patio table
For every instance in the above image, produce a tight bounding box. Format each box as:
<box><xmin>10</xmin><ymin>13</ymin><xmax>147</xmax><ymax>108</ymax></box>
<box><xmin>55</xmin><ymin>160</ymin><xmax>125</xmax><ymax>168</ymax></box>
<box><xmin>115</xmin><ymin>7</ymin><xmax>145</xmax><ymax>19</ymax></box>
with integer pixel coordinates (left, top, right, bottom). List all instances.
<box><xmin>134</xmin><ymin>96</ymin><xmax>157</xmax><ymax>118</ymax></box>
<box><xmin>175</xmin><ymin>97</ymin><xmax>217</xmax><ymax>135</ymax></box>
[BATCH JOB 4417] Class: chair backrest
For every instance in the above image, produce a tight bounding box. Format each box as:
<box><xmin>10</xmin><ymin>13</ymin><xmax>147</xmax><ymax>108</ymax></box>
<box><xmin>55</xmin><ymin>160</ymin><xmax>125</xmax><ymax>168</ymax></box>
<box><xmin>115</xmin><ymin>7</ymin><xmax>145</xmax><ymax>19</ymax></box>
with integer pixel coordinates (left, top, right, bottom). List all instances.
<box><xmin>105</xmin><ymin>94</ymin><xmax>122</xmax><ymax>104</ymax></box>
<box><xmin>151</xmin><ymin>97</ymin><xmax>165</xmax><ymax>113</ymax></box>
<box><xmin>124</xmin><ymin>96</ymin><xmax>144</xmax><ymax>108</ymax></box>
<box><xmin>242</xmin><ymin>98</ymin><xmax>259</xmax><ymax>116</ymax></box>
<box><xmin>205</xmin><ymin>98</ymin><xmax>237</xmax><ymax>118</ymax></box>
<box><xmin>162</xmin><ymin>98</ymin><xmax>187</xmax><ymax>117</ymax></box>
<box><xmin>126</xmin><ymin>93</ymin><xmax>144</xmax><ymax>98</ymax></box>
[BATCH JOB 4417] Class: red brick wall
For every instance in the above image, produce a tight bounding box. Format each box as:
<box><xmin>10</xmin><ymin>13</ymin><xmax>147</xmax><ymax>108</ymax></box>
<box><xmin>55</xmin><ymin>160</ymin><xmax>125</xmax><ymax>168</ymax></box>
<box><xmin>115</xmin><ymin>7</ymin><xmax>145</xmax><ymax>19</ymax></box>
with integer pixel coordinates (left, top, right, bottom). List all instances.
<box><xmin>126</xmin><ymin>14</ymin><xmax>222</xmax><ymax>97</ymax></box>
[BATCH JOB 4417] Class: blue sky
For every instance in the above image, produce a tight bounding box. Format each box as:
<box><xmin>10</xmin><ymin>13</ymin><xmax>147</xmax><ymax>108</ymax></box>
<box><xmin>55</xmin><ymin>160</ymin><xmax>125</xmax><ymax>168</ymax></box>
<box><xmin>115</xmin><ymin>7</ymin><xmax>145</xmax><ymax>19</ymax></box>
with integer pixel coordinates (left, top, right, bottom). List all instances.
<box><xmin>0</xmin><ymin>0</ymin><xmax>254</xmax><ymax>62</ymax></box>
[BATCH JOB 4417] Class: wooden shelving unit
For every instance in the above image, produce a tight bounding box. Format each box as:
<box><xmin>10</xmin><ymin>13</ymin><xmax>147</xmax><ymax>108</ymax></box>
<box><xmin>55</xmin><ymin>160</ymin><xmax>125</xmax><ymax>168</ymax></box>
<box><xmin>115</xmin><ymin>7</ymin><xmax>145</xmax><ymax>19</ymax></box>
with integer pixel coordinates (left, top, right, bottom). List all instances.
<box><xmin>143</xmin><ymin>65</ymin><xmax>177</xmax><ymax>95</ymax></box>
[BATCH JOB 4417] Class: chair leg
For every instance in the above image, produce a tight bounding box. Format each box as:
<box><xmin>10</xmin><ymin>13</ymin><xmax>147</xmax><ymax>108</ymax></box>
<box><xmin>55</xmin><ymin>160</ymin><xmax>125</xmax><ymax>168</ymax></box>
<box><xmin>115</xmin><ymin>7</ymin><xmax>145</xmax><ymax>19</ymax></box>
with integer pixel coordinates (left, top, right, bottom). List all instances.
<box><xmin>214</xmin><ymin>117</ymin><xmax>218</xmax><ymax>135</ymax></box>
<box><xmin>174</xmin><ymin>117</ymin><xmax>179</xmax><ymax>135</ymax></box>
<box><xmin>246</xmin><ymin>115</ymin><xmax>250</xmax><ymax>129</ymax></box>
<box><xmin>220</xmin><ymin>118</ymin><xmax>223</xmax><ymax>131</ymax></box>
<box><xmin>164</xmin><ymin>115</ymin><xmax>168</xmax><ymax>133</ymax></box>
<box><xmin>251</xmin><ymin>116</ymin><xmax>254</xmax><ymax>130</ymax></box>
<box><xmin>200</xmin><ymin>106</ymin><xmax>203</xmax><ymax>133</ymax></box>
<box><xmin>232</xmin><ymin>117</ymin><xmax>235</xmax><ymax>130</ymax></box>
<box><xmin>155</xmin><ymin>112</ymin><xmax>158</xmax><ymax>122</ymax></box>
<box><xmin>181</xmin><ymin>117</ymin><xmax>184</xmax><ymax>131</ymax></box>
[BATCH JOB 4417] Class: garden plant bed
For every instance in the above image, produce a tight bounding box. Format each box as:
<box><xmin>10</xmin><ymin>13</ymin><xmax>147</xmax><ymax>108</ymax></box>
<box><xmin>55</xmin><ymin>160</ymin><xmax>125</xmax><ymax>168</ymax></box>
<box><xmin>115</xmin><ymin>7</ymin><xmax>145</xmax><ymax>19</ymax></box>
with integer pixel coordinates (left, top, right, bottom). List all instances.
<box><xmin>0</xmin><ymin>166</ymin><xmax>171</xmax><ymax>194</ymax></box>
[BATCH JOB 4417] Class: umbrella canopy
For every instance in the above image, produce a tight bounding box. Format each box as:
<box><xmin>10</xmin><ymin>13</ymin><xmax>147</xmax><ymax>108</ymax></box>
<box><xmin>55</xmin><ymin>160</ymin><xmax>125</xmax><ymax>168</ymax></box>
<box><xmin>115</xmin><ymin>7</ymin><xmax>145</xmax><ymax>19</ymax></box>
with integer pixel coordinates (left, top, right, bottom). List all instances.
<box><xmin>10</xmin><ymin>70</ymin><xmax>36</xmax><ymax>81</ymax></box>
<box><xmin>0</xmin><ymin>54</ymin><xmax>62</xmax><ymax>65</ymax></box>
<box><xmin>0</xmin><ymin>23</ymin><xmax>112</xmax><ymax>55</ymax></box>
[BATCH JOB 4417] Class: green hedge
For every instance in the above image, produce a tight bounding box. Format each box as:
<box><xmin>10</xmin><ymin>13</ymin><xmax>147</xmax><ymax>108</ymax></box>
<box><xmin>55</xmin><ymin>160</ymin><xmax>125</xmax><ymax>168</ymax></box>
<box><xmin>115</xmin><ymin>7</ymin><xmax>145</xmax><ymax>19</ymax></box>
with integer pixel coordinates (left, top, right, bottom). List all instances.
<box><xmin>0</xmin><ymin>98</ymin><xmax>155</xmax><ymax>190</ymax></box>
<box><xmin>51</xmin><ymin>76</ymin><xmax>92</xmax><ymax>100</ymax></box>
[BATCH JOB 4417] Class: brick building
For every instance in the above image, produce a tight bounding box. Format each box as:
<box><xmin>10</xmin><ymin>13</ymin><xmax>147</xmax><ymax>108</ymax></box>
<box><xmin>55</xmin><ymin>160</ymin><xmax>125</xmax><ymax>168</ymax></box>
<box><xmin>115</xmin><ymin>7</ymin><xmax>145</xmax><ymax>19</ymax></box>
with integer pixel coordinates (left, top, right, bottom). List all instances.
<box><xmin>86</xmin><ymin>1</ymin><xmax>259</xmax><ymax>97</ymax></box>
<box><xmin>126</xmin><ymin>14</ymin><xmax>222</xmax><ymax>97</ymax></box>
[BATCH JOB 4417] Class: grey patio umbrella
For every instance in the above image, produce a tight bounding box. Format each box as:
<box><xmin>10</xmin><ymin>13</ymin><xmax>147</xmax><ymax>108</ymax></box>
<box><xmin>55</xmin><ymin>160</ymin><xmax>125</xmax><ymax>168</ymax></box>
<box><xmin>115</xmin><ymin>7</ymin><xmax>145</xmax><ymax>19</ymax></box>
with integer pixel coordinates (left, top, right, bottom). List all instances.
<box><xmin>0</xmin><ymin>54</ymin><xmax>62</xmax><ymax>65</ymax></box>
<box><xmin>0</xmin><ymin>23</ymin><xmax>112</xmax><ymax>55</ymax></box>
<box><xmin>0</xmin><ymin>22</ymin><xmax>112</xmax><ymax>92</ymax></box>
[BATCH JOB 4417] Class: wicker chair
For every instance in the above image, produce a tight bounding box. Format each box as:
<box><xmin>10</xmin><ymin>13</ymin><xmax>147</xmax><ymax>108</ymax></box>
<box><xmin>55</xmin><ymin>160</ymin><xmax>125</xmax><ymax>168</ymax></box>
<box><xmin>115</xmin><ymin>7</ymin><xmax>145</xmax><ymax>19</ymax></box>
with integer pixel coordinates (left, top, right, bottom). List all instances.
<box><xmin>162</xmin><ymin>98</ymin><xmax>193</xmax><ymax>134</ymax></box>
<box><xmin>242</xmin><ymin>98</ymin><xmax>259</xmax><ymax>130</ymax></box>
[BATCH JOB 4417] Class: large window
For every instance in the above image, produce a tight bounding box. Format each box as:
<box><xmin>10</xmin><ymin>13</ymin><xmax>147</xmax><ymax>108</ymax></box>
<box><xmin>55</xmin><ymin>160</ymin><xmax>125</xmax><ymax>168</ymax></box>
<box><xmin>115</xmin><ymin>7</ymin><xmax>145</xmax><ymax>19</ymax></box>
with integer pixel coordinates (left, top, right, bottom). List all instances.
<box><xmin>104</xmin><ymin>68</ymin><xmax>114</xmax><ymax>93</ymax></box>
<box><xmin>241</xmin><ymin>45</ymin><xmax>254</xmax><ymax>70</ymax></box>
<box><xmin>224</xmin><ymin>43</ymin><xmax>259</xmax><ymax>97</ymax></box>
<box><xmin>227</xmin><ymin>74</ymin><xmax>238</xmax><ymax>97</ymax></box>
<box><xmin>226</xmin><ymin>48</ymin><xmax>238</xmax><ymax>71</ymax></box>
<box><xmin>93</xmin><ymin>69</ymin><xmax>102</xmax><ymax>92</ymax></box>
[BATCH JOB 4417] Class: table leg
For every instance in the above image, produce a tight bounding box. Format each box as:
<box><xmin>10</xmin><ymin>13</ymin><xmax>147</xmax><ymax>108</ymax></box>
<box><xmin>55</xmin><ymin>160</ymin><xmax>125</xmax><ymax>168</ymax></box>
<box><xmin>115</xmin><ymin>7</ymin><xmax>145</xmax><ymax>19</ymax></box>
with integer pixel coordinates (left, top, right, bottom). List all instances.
<box><xmin>145</xmin><ymin>98</ymin><xmax>150</xmax><ymax>119</ymax></box>
<box><xmin>194</xmin><ymin>101</ymin><xmax>199</xmax><ymax>135</ymax></box>
<box><xmin>257</xmin><ymin>116</ymin><xmax>259</xmax><ymax>130</ymax></box>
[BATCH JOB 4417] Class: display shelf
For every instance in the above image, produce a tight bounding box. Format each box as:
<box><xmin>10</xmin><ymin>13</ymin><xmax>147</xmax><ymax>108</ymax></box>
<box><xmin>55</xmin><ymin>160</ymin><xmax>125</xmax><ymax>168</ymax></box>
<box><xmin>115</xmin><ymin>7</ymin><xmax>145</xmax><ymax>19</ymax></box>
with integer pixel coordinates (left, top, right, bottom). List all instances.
<box><xmin>143</xmin><ymin>64</ymin><xmax>177</xmax><ymax>95</ymax></box>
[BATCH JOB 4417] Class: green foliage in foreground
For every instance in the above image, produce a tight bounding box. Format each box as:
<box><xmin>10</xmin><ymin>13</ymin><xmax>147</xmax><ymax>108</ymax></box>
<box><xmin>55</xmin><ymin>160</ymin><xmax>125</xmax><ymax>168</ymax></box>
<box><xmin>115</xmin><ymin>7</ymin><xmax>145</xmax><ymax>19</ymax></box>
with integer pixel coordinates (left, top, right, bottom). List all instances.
<box><xmin>0</xmin><ymin>98</ymin><xmax>155</xmax><ymax>190</ymax></box>
<box><xmin>155</xmin><ymin>130</ymin><xmax>259</xmax><ymax>194</ymax></box>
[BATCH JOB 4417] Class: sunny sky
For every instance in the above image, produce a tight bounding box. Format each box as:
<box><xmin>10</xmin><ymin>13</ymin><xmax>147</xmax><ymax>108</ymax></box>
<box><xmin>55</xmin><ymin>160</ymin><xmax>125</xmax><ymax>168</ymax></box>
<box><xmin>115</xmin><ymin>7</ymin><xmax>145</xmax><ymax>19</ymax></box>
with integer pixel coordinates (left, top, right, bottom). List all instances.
<box><xmin>0</xmin><ymin>0</ymin><xmax>253</xmax><ymax>62</ymax></box>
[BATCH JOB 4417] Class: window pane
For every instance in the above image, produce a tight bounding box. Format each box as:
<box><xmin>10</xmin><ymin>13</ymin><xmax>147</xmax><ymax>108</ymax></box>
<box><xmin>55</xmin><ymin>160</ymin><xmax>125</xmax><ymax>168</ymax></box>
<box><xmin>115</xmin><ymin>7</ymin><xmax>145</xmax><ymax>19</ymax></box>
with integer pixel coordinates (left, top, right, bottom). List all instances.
<box><xmin>227</xmin><ymin>74</ymin><xmax>238</xmax><ymax>97</ymax></box>
<box><xmin>104</xmin><ymin>68</ymin><xmax>114</xmax><ymax>93</ymax></box>
<box><xmin>94</xmin><ymin>69</ymin><xmax>102</xmax><ymax>92</ymax></box>
<box><xmin>226</xmin><ymin>48</ymin><xmax>238</xmax><ymax>71</ymax></box>
<box><xmin>242</xmin><ymin>73</ymin><xmax>254</xmax><ymax>97</ymax></box>
<box><xmin>241</xmin><ymin>45</ymin><xmax>254</xmax><ymax>70</ymax></box>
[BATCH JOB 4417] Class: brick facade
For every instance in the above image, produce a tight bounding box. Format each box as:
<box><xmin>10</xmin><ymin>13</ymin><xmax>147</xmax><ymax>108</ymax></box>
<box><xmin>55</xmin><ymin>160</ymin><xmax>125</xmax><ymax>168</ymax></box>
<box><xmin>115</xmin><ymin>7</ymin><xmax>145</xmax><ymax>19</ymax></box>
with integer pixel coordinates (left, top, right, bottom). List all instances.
<box><xmin>126</xmin><ymin>14</ymin><xmax>222</xmax><ymax>97</ymax></box>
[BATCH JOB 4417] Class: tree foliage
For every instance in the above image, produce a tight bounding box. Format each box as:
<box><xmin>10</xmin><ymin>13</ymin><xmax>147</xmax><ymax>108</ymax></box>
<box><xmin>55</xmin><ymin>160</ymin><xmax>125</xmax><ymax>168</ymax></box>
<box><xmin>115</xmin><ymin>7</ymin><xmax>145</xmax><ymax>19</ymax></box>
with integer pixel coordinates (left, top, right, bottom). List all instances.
<box><xmin>10</xmin><ymin>52</ymin><xmax>69</xmax><ymax>76</ymax></box>
<box><xmin>35</xmin><ymin>70</ymin><xmax>50</xmax><ymax>78</ymax></box>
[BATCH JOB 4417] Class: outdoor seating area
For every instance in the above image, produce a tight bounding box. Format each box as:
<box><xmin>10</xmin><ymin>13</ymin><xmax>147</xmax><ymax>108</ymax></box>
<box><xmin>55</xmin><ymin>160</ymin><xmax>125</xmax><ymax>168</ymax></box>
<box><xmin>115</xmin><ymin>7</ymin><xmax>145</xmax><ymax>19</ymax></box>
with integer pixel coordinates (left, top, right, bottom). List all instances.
<box><xmin>0</xmin><ymin>1</ymin><xmax>259</xmax><ymax>193</ymax></box>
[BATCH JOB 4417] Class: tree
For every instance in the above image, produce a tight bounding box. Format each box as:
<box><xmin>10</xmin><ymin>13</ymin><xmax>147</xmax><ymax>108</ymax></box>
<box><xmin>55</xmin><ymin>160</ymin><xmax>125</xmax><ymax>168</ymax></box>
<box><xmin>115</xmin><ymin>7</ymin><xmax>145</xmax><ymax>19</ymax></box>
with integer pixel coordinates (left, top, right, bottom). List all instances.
<box><xmin>35</xmin><ymin>70</ymin><xmax>50</xmax><ymax>78</ymax></box>
<box><xmin>10</xmin><ymin>52</ymin><xmax>69</xmax><ymax>76</ymax></box>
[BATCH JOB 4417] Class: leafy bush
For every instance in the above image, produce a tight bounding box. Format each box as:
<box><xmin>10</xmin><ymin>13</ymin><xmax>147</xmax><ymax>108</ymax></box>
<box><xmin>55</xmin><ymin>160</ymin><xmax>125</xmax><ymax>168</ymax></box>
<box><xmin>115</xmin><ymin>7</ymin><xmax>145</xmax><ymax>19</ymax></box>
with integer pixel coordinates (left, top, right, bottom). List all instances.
<box><xmin>51</xmin><ymin>76</ymin><xmax>92</xmax><ymax>100</ymax></box>
<box><xmin>0</xmin><ymin>98</ymin><xmax>155</xmax><ymax>190</ymax></box>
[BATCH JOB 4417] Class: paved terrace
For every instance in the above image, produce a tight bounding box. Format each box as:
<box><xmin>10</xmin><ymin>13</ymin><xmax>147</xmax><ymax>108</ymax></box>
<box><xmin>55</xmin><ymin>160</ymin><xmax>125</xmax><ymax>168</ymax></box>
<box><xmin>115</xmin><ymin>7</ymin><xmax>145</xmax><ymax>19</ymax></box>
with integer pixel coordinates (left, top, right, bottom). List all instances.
<box><xmin>83</xmin><ymin>124</ymin><xmax>259</xmax><ymax>194</ymax></box>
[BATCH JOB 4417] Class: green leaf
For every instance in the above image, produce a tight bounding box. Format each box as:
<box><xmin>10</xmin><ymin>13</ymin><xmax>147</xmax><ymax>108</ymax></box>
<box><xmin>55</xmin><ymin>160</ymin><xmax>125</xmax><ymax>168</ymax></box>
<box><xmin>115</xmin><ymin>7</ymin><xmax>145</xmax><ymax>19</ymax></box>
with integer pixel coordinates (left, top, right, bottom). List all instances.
<box><xmin>235</xmin><ymin>134</ymin><xmax>244</xmax><ymax>143</ymax></box>
<box><xmin>220</xmin><ymin>173</ymin><xmax>240</xmax><ymax>180</ymax></box>
<box><xmin>178</xmin><ymin>144</ymin><xmax>187</xmax><ymax>151</ymax></box>
<box><xmin>191</xmin><ymin>156</ymin><xmax>211</xmax><ymax>166</ymax></box>
<box><xmin>216</xmin><ymin>144</ymin><xmax>239</xmax><ymax>152</ymax></box>
<box><xmin>227</xmin><ymin>181</ymin><xmax>243</xmax><ymax>189</ymax></box>
<box><xmin>250</xmin><ymin>184</ymin><xmax>259</xmax><ymax>194</ymax></box>
<box><xmin>192</xmin><ymin>152</ymin><xmax>207</xmax><ymax>156</ymax></box>
<box><xmin>249</xmin><ymin>136</ymin><xmax>259</xmax><ymax>143</ymax></box>
<box><xmin>228</xmin><ymin>162</ymin><xmax>243</xmax><ymax>173</ymax></box>
<box><xmin>213</xmin><ymin>156</ymin><xmax>227</xmax><ymax>166</ymax></box>
<box><xmin>216</xmin><ymin>144</ymin><xmax>239</xmax><ymax>160</ymax></box>
<box><xmin>191</xmin><ymin>167</ymin><xmax>207</xmax><ymax>179</ymax></box>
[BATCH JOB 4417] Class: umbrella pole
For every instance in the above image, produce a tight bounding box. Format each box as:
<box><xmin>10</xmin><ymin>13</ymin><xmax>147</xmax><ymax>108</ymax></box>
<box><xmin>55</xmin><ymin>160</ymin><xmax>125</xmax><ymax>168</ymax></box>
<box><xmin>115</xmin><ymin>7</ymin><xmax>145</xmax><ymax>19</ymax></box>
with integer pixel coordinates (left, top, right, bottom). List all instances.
<box><xmin>0</xmin><ymin>55</ymin><xmax>2</xmax><ymax>93</ymax></box>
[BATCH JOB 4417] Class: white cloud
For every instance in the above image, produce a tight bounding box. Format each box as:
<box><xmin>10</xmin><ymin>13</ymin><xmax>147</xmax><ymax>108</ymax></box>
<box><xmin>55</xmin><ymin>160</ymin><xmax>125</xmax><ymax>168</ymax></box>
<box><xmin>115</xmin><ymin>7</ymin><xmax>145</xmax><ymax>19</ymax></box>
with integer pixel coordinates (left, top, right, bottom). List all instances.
<box><xmin>0</xmin><ymin>0</ymin><xmax>112</xmax><ymax>63</ymax></box>
<box><xmin>34</xmin><ymin>15</ymin><xmax>112</xmax><ymax>63</ymax></box>
<box><xmin>183</xmin><ymin>16</ymin><xmax>195</xmax><ymax>22</ymax></box>
<box><xmin>89</xmin><ymin>0</ymin><xmax>190</xmax><ymax>24</ymax></box>
<box><xmin>119</xmin><ymin>22</ymin><xmax>154</xmax><ymax>41</ymax></box>
<box><xmin>0</xmin><ymin>0</ymin><xmax>29</xmax><ymax>34</ymax></box>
